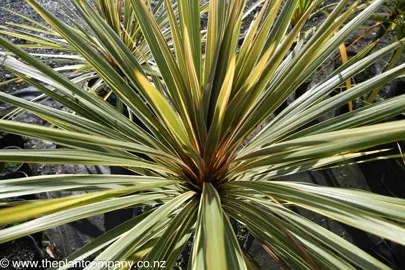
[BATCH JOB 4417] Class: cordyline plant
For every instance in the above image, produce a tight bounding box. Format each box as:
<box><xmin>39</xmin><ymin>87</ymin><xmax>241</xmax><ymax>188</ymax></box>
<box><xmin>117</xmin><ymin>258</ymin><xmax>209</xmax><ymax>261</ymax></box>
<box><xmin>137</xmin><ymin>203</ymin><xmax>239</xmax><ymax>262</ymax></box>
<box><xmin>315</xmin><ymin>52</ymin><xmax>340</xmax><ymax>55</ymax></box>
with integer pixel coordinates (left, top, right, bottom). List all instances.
<box><xmin>1</xmin><ymin>0</ymin><xmax>405</xmax><ymax>269</ymax></box>
<box><xmin>367</xmin><ymin>0</ymin><xmax>405</xmax><ymax>102</ymax></box>
<box><xmin>0</xmin><ymin>0</ymin><xmax>178</xmax><ymax>109</ymax></box>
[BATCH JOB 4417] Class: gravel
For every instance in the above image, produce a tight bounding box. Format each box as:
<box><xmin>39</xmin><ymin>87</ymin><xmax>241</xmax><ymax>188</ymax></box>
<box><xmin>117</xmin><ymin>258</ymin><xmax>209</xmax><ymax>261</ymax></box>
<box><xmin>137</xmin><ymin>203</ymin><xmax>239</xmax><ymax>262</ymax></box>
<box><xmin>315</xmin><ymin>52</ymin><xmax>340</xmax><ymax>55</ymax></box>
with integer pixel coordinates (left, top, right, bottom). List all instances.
<box><xmin>0</xmin><ymin>0</ymin><xmax>75</xmax><ymax>93</ymax></box>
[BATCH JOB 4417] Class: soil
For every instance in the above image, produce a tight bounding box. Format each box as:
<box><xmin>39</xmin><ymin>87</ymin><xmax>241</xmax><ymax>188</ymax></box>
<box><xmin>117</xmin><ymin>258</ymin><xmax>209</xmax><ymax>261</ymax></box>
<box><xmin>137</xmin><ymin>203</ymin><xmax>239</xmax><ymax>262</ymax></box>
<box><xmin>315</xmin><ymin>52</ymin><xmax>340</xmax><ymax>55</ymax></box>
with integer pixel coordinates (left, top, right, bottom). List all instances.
<box><xmin>0</xmin><ymin>237</ymin><xmax>38</xmax><ymax>270</ymax></box>
<box><xmin>0</xmin><ymin>0</ymin><xmax>75</xmax><ymax>93</ymax></box>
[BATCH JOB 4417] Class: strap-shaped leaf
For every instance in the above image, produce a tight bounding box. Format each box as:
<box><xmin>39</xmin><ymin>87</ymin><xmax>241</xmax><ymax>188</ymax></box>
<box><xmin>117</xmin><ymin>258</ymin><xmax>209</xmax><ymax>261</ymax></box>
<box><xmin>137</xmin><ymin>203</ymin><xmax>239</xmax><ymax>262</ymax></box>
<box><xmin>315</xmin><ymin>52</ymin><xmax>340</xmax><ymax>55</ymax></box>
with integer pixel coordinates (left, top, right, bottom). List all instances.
<box><xmin>223</xmin><ymin>198</ymin><xmax>348</xmax><ymax>270</ymax></box>
<box><xmin>245</xmin><ymin>38</ymin><xmax>405</xmax><ymax>153</ymax></box>
<box><xmin>232</xmin><ymin>0</ymin><xmax>382</xmax><ymax>147</ymax></box>
<box><xmin>70</xmin><ymin>0</ymin><xmax>201</xmax><ymax>155</ymax></box>
<box><xmin>264</xmin><ymin>62</ymin><xmax>405</xmax><ymax>145</ymax></box>
<box><xmin>0</xmin><ymin>87</ymin><xmax>128</xmax><ymax>141</ymax></box>
<box><xmin>289</xmin><ymin>93</ymin><xmax>405</xmax><ymax>140</ymax></box>
<box><xmin>204</xmin><ymin>55</ymin><xmax>236</xmax><ymax>164</ymax></box>
<box><xmin>0</xmin><ymin>192</ymin><xmax>167</xmax><ymax>244</ymax></box>
<box><xmin>129</xmin><ymin>0</ymin><xmax>195</xmax><ymax>128</ymax></box>
<box><xmin>0</xmin><ymin>183</ymin><xmax>173</xmax><ymax>225</ymax></box>
<box><xmin>232</xmin><ymin>150</ymin><xmax>387</xmax><ymax>181</ymax></box>
<box><xmin>89</xmin><ymin>192</ymin><xmax>196</xmax><ymax>268</ymax></box>
<box><xmin>205</xmin><ymin>0</ymin><xmax>246</xmax><ymax>126</ymax></box>
<box><xmin>0</xmin><ymin>149</ymin><xmax>170</xmax><ymax>173</ymax></box>
<box><xmin>236</xmin><ymin>120</ymin><xmax>405</xmax><ymax>171</ymax></box>
<box><xmin>52</xmin><ymin>211</ymin><xmax>153</xmax><ymax>270</ymax></box>
<box><xmin>0</xmin><ymin>37</ymin><xmax>151</xmax><ymax>143</ymax></box>
<box><xmin>203</xmin><ymin>0</ymin><xmax>227</xmax><ymax>87</ymax></box>
<box><xmin>234</xmin><ymin>0</ymin><xmax>284</xmax><ymax>90</ymax></box>
<box><xmin>178</xmin><ymin>0</ymin><xmax>202</xmax><ymax>83</ymax></box>
<box><xmin>142</xmin><ymin>199</ymin><xmax>198</xmax><ymax>270</ymax></box>
<box><xmin>0</xmin><ymin>174</ymin><xmax>178</xmax><ymax>200</ymax></box>
<box><xmin>25</xmin><ymin>0</ymin><xmax>169</xmax><ymax>141</ymax></box>
<box><xmin>0</xmin><ymin>120</ymin><xmax>177</xmax><ymax>161</ymax></box>
<box><xmin>221</xmin><ymin>0</ymin><xmax>310</xmax><ymax>148</ymax></box>
<box><xmin>225</xmin><ymin>181</ymin><xmax>405</xmax><ymax>246</ymax></box>
<box><xmin>191</xmin><ymin>183</ymin><xmax>247</xmax><ymax>270</ymax></box>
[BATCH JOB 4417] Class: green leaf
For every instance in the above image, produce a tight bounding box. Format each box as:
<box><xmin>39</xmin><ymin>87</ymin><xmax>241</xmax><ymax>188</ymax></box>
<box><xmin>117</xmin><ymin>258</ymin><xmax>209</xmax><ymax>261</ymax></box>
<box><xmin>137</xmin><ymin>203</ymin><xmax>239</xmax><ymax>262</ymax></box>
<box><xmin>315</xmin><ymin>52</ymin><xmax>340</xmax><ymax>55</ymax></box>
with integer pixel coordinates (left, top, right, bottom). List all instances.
<box><xmin>224</xmin><ymin>190</ymin><xmax>390</xmax><ymax>269</ymax></box>
<box><xmin>236</xmin><ymin>120</ymin><xmax>405</xmax><ymax>171</ymax></box>
<box><xmin>89</xmin><ymin>192</ymin><xmax>196</xmax><ymax>268</ymax></box>
<box><xmin>0</xmin><ymin>149</ymin><xmax>170</xmax><ymax>174</ymax></box>
<box><xmin>191</xmin><ymin>183</ymin><xmax>247</xmax><ymax>270</ymax></box>
<box><xmin>0</xmin><ymin>192</ymin><xmax>167</xmax><ymax>244</ymax></box>
<box><xmin>142</xmin><ymin>199</ymin><xmax>198</xmax><ymax>270</ymax></box>
<box><xmin>0</xmin><ymin>120</ymin><xmax>178</xmax><ymax>161</ymax></box>
<box><xmin>0</xmin><ymin>174</ymin><xmax>179</xmax><ymax>200</ymax></box>
<box><xmin>223</xmin><ymin>197</ymin><xmax>349</xmax><ymax>269</ymax></box>
<box><xmin>225</xmin><ymin>181</ymin><xmax>405</xmax><ymax>246</ymax></box>
<box><xmin>51</xmin><ymin>211</ymin><xmax>153</xmax><ymax>270</ymax></box>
